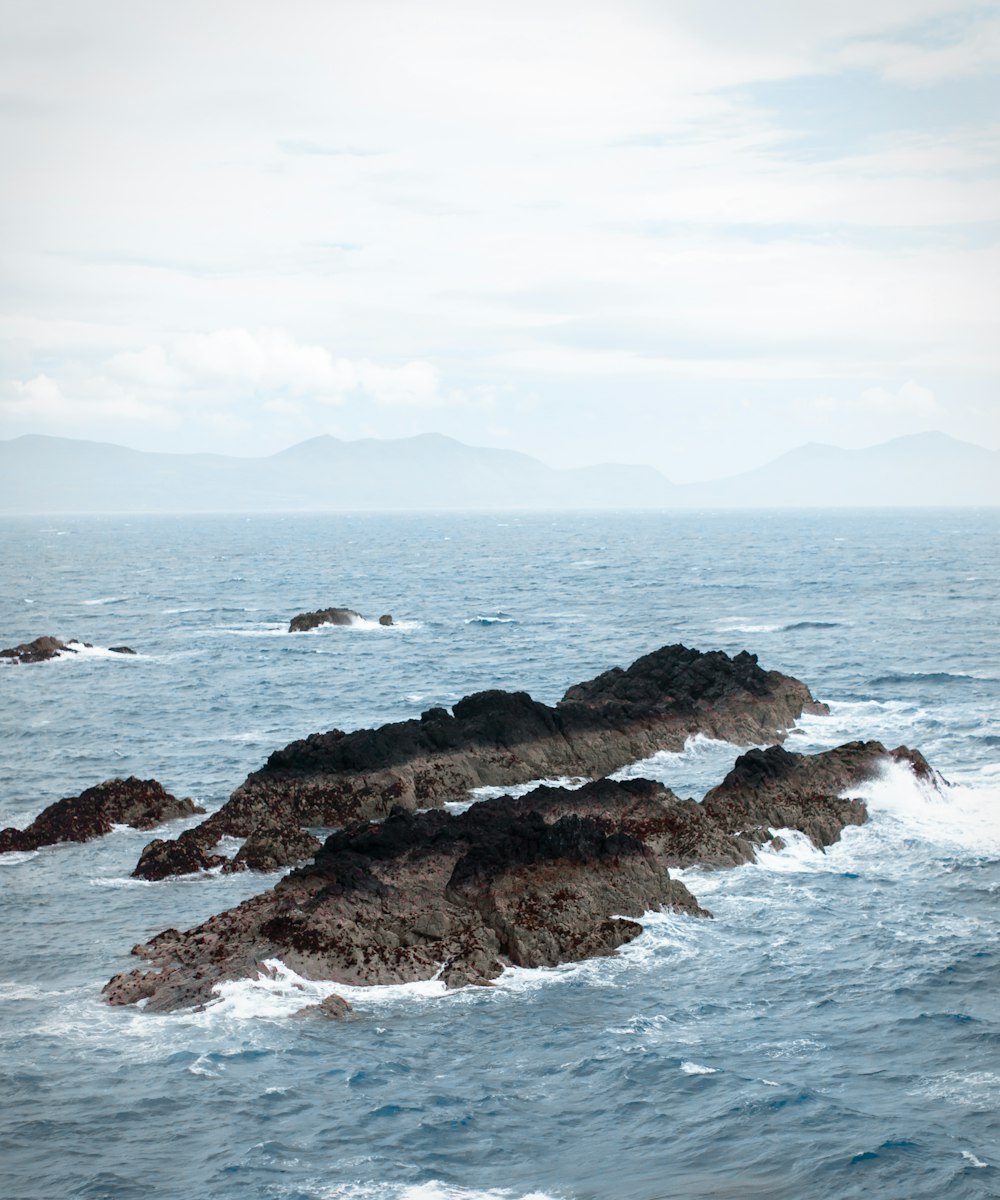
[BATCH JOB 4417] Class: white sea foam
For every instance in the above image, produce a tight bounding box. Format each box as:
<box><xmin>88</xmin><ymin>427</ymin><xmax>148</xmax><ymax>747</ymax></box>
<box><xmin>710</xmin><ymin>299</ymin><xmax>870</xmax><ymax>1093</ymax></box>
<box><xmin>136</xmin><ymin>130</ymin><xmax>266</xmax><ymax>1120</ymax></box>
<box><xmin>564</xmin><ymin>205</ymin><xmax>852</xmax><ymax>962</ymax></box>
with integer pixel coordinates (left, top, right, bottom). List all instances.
<box><xmin>753</xmin><ymin>830</ymin><xmax>827</xmax><ymax>874</ymax></box>
<box><xmin>300</xmin><ymin>1184</ymin><xmax>561</xmax><ymax>1200</ymax></box>
<box><xmin>204</xmin><ymin>960</ymin><xmax>451</xmax><ymax>1020</ymax></box>
<box><xmin>961</xmin><ymin>1151</ymin><xmax>988</xmax><ymax>1168</ymax></box>
<box><xmin>461</xmin><ymin>776</ymin><xmax>590</xmax><ymax>810</ymax></box>
<box><xmin>853</xmin><ymin>759</ymin><xmax>1000</xmax><ymax>855</ymax></box>
<box><xmin>713</xmin><ymin>618</ymin><xmax>782</xmax><ymax>635</ymax></box>
<box><xmin>679</xmin><ymin>1061</ymin><xmax>718</xmax><ymax>1075</ymax></box>
<box><xmin>80</xmin><ymin>596</ymin><xmax>128</xmax><ymax>605</ymax></box>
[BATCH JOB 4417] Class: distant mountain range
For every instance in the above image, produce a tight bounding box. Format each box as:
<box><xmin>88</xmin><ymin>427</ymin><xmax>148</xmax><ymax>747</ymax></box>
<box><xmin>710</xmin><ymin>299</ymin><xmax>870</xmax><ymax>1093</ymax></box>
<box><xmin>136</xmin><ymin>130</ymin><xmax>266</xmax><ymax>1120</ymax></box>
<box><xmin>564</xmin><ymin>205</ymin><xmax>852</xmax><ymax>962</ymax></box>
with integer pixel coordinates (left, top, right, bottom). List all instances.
<box><xmin>0</xmin><ymin>430</ymin><xmax>996</xmax><ymax>513</ymax></box>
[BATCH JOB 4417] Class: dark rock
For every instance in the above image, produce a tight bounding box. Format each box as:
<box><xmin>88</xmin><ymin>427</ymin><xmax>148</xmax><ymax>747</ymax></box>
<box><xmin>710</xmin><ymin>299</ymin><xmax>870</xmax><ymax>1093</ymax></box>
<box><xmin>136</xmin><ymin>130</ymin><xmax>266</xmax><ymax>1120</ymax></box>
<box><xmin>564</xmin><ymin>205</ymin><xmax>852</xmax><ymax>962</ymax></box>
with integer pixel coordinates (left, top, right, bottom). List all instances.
<box><xmin>133</xmin><ymin>829</ymin><xmax>228</xmax><ymax>879</ymax></box>
<box><xmin>378</xmin><ymin>614</ymin><xmax>393</xmax><ymax>626</ymax></box>
<box><xmin>0</xmin><ymin>778</ymin><xmax>203</xmax><ymax>855</ymax></box>
<box><xmin>701</xmin><ymin>740</ymin><xmax>937</xmax><ymax>849</ymax></box>
<box><xmin>105</xmin><ymin>739</ymin><xmax>937</xmax><ymax>1013</ymax></box>
<box><xmin>109</xmin><ymin>646</ymin><xmax>136</xmax><ymax>655</ymax></box>
<box><xmin>134</xmin><ymin>644</ymin><xmax>826</xmax><ymax>878</ymax></box>
<box><xmin>0</xmin><ymin>635</ymin><xmax>72</xmax><ymax>663</ymax></box>
<box><xmin>288</xmin><ymin>608</ymin><xmax>363</xmax><ymax>632</ymax></box>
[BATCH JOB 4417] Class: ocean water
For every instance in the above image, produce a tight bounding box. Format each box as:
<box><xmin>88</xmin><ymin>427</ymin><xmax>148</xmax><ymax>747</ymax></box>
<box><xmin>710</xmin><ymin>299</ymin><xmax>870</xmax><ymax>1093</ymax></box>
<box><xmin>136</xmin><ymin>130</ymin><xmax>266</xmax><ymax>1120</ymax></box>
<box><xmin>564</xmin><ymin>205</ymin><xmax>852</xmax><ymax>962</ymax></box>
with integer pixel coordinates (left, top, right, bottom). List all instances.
<box><xmin>0</xmin><ymin>509</ymin><xmax>997</xmax><ymax>1200</ymax></box>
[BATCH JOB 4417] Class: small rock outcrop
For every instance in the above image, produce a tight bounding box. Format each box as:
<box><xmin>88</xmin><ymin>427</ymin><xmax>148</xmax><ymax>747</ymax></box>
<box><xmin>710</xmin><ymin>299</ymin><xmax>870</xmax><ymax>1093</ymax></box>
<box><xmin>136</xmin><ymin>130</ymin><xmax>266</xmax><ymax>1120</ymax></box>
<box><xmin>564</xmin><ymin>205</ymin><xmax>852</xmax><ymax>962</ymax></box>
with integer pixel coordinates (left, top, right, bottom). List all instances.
<box><xmin>1</xmin><ymin>636</ymin><xmax>72</xmax><ymax>663</ymax></box>
<box><xmin>104</xmin><ymin>739</ymin><xmax>928</xmax><ymax>1013</ymax></box>
<box><xmin>0</xmin><ymin>778</ymin><xmax>203</xmax><ymax>854</ymax></box>
<box><xmin>378</xmin><ymin>614</ymin><xmax>393</xmax><ymax>626</ymax></box>
<box><xmin>1</xmin><ymin>636</ymin><xmax>137</xmax><ymax>663</ymax></box>
<box><xmin>293</xmin><ymin>993</ymin><xmax>354</xmax><ymax>1019</ymax></box>
<box><xmin>132</xmin><ymin>644</ymin><xmax>827</xmax><ymax>879</ymax></box>
<box><xmin>288</xmin><ymin>608</ymin><xmax>363</xmax><ymax>632</ymax></box>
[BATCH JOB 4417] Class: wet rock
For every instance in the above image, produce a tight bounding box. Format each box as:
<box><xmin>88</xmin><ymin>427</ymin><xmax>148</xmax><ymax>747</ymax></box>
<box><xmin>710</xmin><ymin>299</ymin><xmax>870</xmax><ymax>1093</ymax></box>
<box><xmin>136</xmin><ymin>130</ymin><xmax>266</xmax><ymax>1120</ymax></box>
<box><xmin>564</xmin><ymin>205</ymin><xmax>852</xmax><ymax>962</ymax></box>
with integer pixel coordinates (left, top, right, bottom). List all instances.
<box><xmin>378</xmin><ymin>614</ymin><xmax>393</xmax><ymax>626</ymax></box>
<box><xmin>109</xmin><ymin>646</ymin><xmax>136</xmax><ymax>655</ymax></box>
<box><xmin>292</xmin><ymin>992</ymin><xmax>353</xmax><ymax>1019</ymax></box>
<box><xmin>0</xmin><ymin>635</ymin><xmax>72</xmax><ymax>663</ymax></box>
<box><xmin>701</xmin><ymin>740</ymin><xmax>936</xmax><ymax>849</ymax></box>
<box><xmin>0</xmin><ymin>778</ymin><xmax>203</xmax><ymax>854</ymax></box>
<box><xmin>288</xmin><ymin>608</ymin><xmax>363</xmax><ymax>632</ymax></box>
<box><xmin>135</xmin><ymin>644</ymin><xmax>826</xmax><ymax>878</ymax></box>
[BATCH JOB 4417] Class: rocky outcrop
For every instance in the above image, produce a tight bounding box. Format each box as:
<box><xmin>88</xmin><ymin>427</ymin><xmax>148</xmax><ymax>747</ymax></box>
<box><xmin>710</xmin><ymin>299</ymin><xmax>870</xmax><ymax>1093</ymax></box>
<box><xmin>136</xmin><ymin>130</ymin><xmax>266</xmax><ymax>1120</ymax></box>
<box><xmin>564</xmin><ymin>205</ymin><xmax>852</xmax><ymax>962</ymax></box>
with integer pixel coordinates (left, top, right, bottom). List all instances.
<box><xmin>0</xmin><ymin>635</ymin><xmax>70</xmax><ymax>663</ymax></box>
<box><xmin>288</xmin><ymin>608</ymin><xmax>363</xmax><ymax>632</ymax></box>
<box><xmin>105</xmin><ymin>790</ymin><xmax>706</xmax><ymax>1012</ymax></box>
<box><xmin>701</xmin><ymin>740</ymin><xmax>935</xmax><ymax>849</ymax></box>
<box><xmin>0</xmin><ymin>778</ymin><xmax>203</xmax><ymax>854</ymax></box>
<box><xmin>105</xmin><ymin>739</ymin><xmax>926</xmax><ymax>1013</ymax></box>
<box><xmin>378</xmin><ymin>614</ymin><xmax>393</xmax><ymax>626</ymax></box>
<box><xmin>133</xmin><ymin>644</ymin><xmax>827</xmax><ymax>879</ymax></box>
<box><xmin>0</xmin><ymin>636</ymin><xmax>137</xmax><ymax>663</ymax></box>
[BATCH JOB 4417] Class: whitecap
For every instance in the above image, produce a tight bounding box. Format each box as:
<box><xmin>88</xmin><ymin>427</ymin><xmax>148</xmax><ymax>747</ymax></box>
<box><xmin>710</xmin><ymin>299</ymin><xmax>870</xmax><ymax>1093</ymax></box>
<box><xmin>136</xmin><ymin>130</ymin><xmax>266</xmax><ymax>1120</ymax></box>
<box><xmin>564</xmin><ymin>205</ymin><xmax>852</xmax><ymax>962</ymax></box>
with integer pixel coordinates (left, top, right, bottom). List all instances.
<box><xmin>679</xmin><ymin>1061</ymin><xmax>718</xmax><ymax>1075</ymax></box>
<box><xmin>80</xmin><ymin>596</ymin><xmax>128</xmax><ymax>605</ymax></box>
<box><xmin>961</xmin><ymin>1152</ymin><xmax>988</xmax><ymax>1168</ymax></box>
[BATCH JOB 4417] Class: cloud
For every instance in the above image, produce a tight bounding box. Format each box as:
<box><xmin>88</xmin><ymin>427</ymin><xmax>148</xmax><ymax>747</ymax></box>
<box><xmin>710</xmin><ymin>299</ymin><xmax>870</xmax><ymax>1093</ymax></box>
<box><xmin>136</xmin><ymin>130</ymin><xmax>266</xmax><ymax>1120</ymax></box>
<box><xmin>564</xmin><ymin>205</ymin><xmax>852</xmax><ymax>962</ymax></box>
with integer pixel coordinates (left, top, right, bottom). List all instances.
<box><xmin>859</xmin><ymin>379</ymin><xmax>940</xmax><ymax>413</ymax></box>
<box><xmin>106</xmin><ymin>329</ymin><xmax>449</xmax><ymax>408</ymax></box>
<box><xmin>1</xmin><ymin>374</ymin><xmax>174</xmax><ymax>426</ymax></box>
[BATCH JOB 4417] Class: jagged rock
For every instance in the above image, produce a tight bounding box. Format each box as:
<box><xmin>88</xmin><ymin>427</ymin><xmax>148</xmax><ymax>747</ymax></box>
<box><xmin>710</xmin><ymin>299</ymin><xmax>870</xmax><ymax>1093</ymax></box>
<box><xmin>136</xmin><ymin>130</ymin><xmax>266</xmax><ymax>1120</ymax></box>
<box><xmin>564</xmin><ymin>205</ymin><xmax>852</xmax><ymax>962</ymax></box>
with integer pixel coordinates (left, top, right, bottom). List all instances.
<box><xmin>378</xmin><ymin>614</ymin><xmax>393</xmax><ymax>626</ymax></box>
<box><xmin>133</xmin><ymin>644</ymin><xmax>826</xmax><ymax>879</ymax></box>
<box><xmin>0</xmin><ymin>778</ymin><xmax>203</xmax><ymax>854</ymax></box>
<box><xmin>701</xmin><ymin>740</ymin><xmax>937</xmax><ymax>849</ymax></box>
<box><xmin>109</xmin><ymin>646</ymin><xmax>136</xmax><ymax>655</ymax></box>
<box><xmin>288</xmin><ymin>608</ymin><xmax>363</xmax><ymax>632</ymax></box>
<box><xmin>106</xmin><ymin>787</ymin><xmax>710</xmax><ymax>1011</ymax></box>
<box><xmin>105</xmin><ymin>740</ymin><xmax>935</xmax><ymax>1013</ymax></box>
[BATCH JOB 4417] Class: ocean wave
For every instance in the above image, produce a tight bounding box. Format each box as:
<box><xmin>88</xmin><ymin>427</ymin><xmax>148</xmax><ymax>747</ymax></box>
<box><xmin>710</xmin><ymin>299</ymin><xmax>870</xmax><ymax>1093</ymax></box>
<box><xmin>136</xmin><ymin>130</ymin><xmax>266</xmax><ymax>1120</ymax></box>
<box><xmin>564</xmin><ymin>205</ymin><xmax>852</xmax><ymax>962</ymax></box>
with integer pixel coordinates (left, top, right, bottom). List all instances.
<box><xmin>869</xmin><ymin>671</ymin><xmax>988</xmax><ymax>686</ymax></box>
<box><xmin>466</xmin><ymin>613</ymin><xmax>517</xmax><ymax>625</ymax></box>
<box><xmin>296</xmin><ymin>1183</ymin><xmax>563</xmax><ymax>1200</ymax></box>
<box><xmin>80</xmin><ymin>596</ymin><xmax>128</xmax><ymax>606</ymax></box>
<box><xmin>781</xmin><ymin>620</ymin><xmax>843</xmax><ymax>631</ymax></box>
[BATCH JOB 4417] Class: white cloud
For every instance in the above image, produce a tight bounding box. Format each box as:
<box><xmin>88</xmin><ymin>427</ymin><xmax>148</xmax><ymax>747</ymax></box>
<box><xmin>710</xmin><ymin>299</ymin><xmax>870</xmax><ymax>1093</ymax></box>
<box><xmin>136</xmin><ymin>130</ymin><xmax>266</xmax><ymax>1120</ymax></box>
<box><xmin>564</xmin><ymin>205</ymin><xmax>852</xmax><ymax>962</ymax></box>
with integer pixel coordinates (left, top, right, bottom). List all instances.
<box><xmin>859</xmin><ymin>380</ymin><xmax>940</xmax><ymax>413</ymax></box>
<box><xmin>2</xmin><ymin>374</ymin><xmax>174</xmax><ymax>426</ymax></box>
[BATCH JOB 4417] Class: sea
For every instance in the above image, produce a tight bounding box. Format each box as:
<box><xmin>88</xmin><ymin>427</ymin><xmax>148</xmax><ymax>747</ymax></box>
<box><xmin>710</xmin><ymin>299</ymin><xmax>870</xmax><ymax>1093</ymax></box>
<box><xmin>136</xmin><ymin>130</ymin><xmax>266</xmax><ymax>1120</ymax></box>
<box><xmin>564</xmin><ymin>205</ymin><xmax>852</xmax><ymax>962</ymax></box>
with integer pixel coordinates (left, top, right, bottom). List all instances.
<box><xmin>0</xmin><ymin>509</ymin><xmax>997</xmax><ymax>1200</ymax></box>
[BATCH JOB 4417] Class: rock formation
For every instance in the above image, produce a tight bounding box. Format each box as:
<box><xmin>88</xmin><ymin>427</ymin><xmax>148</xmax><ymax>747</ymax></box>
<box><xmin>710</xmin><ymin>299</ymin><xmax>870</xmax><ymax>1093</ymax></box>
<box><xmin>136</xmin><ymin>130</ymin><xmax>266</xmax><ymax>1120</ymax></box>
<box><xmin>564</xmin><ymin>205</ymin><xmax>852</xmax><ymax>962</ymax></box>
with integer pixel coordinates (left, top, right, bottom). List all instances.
<box><xmin>288</xmin><ymin>608</ymin><xmax>364</xmax><ymax>632</ymax></box>
<box><xmin>0</xmin><ymin>636</ymin><xmax>136</xmax><ymax>663</ymax></box>
<box><xmin>133</xmin><ymin>644</ymin><xmax>827</xmax><ymax>879</ymax></box>
<box><xmin>0</xmin><ymin>778</ymin><xmax>203</xmax><ymax>854</ymax></box>
<box><xmin>104</xmin><ymin>739</ymin><xmax>927</xmax><ymax>1013</ymax></box>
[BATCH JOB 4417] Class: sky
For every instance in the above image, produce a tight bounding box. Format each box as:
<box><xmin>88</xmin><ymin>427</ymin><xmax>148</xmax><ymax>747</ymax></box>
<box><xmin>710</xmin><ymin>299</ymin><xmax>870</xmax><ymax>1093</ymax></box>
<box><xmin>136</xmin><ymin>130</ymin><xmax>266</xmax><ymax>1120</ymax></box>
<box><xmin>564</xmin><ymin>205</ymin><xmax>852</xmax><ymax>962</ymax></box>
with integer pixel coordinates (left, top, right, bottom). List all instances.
<box><xmin>0</xmin><ymin>0</ymin><xmax>998</xmax><ymax>482</ymax></box>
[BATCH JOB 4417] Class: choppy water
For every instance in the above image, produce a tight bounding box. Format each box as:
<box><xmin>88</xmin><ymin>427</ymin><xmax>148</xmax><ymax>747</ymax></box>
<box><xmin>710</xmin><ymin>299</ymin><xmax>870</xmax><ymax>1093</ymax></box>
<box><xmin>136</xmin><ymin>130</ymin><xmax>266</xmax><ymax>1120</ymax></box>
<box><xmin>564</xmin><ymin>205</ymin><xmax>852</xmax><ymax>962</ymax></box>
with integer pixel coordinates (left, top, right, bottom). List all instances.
<box><xmin>1</xmin><ymin>510</ymin><xmax>998</xmax><ymax>1200</ymax></box>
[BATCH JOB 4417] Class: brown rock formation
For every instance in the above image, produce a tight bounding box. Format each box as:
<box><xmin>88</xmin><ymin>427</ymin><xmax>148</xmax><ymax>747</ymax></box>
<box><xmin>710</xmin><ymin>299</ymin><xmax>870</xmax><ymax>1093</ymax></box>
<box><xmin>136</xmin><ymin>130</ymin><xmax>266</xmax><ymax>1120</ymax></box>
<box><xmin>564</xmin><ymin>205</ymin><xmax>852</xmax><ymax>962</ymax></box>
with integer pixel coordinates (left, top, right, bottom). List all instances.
<box><xmin>105</xmin><ymin>739</ymin><xmax>927</xmax><ymax>1013</ymax></box>
<box><xmin>0</xmin><ymin>778</ymin><xmax>203</xmax><ymax>854</ymax></box>
<box><xmin>133</xmin><ymin>644</ymin><xmax>827</xmax><ymax>879</ymax></box>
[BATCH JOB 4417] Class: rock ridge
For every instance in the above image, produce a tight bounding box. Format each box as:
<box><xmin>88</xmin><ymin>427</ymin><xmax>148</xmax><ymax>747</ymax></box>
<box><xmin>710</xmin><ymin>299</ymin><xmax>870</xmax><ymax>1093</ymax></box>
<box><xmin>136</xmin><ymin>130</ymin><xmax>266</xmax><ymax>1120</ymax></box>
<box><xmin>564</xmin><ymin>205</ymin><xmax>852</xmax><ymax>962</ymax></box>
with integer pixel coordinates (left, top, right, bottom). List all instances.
<box><xmin>133</xmin><ymin>643</ymin><xmax>826</xmax><ymax>880</ymax></box>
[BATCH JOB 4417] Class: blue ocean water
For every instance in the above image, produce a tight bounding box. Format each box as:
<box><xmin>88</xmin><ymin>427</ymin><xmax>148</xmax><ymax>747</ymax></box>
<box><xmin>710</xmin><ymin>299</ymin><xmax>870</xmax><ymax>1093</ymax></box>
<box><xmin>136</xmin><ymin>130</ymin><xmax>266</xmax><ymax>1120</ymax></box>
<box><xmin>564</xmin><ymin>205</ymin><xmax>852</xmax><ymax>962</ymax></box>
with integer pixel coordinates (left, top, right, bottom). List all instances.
<box><xmin>0</xmin><ymin>509</ymin><xmax>998</xmax><ymax>1200</ymax></box>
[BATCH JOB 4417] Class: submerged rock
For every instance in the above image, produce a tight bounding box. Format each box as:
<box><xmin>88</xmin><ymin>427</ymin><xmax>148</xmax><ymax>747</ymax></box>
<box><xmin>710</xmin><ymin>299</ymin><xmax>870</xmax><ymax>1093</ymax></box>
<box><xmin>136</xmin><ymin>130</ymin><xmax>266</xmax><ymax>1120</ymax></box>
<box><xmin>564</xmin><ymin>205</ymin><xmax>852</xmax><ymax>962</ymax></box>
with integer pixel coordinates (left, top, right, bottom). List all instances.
<box><xmin>105</xmin><ymin>739</ymin><xmax>930</xmax><ymax>1013</ymax></box>
<box><xmin>133</xmin><ymin>643</ymin><xmax>826</xmax><ymax>879</ymax></box>
<box><xmin>288</xmin><ymin>608</ymin><xmax>363</xmax><ymax>632</ymax></box>
<box><xmin>0</xmin><ymin>778</ymin><xmax>203</xmax><ymax>854</ymax></box>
